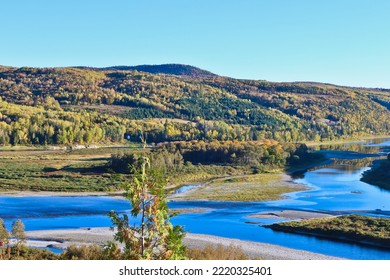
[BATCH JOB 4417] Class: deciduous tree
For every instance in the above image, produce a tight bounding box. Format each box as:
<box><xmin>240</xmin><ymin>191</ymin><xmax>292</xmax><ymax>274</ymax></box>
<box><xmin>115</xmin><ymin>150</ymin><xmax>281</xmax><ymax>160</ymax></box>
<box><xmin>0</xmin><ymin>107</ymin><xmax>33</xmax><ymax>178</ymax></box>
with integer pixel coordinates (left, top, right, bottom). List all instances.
<box><xmin>11</xmin><ymin>219</ymin><xmax>26</xmax><ymax>256</ymax></box>
<box><xmin>0</xmin><ymin>218</ymin><xmax>10</xmax><ymax>259</ymax></box>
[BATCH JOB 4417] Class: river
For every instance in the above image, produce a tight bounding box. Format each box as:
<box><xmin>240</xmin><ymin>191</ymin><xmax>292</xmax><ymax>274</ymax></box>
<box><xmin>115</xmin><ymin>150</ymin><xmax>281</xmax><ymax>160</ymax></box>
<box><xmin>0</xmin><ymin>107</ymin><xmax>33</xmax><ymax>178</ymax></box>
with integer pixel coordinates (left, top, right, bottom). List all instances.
<box><xmin>1</xmin><ymin>138</ymin><xmax>390</xmax><ymax>259</ymax></box>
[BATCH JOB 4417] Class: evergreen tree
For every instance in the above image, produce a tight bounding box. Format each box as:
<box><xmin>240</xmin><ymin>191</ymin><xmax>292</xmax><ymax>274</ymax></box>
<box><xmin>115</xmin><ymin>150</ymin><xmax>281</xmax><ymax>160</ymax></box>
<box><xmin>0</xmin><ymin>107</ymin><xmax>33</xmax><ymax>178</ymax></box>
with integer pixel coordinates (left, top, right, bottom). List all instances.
<box><xmin>108</xmin><ymin>145</ymin><xmax>186</xmax><ymax>260</ymax></box>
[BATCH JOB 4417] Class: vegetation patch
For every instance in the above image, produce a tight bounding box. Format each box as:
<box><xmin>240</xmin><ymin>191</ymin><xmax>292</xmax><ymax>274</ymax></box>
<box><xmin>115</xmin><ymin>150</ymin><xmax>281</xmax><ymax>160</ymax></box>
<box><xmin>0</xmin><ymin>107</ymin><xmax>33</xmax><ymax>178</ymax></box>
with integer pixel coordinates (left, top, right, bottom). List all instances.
<box><xmin>171</xmin><ymin>173</ymin><xmax>305</xmax><ymax>202</ymax></box>
<box><xmin>1</xmin><ymin>243</ymin><xmax>251</xmax><ymax>260</ymax></box>
<box><xmin>265</xmin><ymin>215</ymin><xmax>390</xmax><ymax>248</ymax></box>
<box><xmin>361</xmin><ymin>154</ymin><xmax>390</xmax><ymax>191</ymax></box>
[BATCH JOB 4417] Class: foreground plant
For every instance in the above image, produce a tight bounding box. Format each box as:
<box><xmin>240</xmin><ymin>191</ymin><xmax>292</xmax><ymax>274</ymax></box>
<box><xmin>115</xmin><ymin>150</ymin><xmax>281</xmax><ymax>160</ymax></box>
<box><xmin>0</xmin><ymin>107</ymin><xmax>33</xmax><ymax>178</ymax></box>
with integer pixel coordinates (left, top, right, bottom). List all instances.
<box><xmin>108</xmin><ymin>148</ymin><xmax>186</xmax><ymax>260</ymax></box>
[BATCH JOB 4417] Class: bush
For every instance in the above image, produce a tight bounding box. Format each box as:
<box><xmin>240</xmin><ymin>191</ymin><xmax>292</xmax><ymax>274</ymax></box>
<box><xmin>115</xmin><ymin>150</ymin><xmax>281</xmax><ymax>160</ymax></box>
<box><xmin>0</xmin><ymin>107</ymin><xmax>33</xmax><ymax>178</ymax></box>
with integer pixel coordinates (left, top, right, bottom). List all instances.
<box><xmin>186</xmin><ymin>244</ymin><xmax>249</xmax><ymax>260</ymax></box>
<box><xmin>60</xmin><ymin>244</ymin><xmax>105</xmax><ymax>260</ymax></box>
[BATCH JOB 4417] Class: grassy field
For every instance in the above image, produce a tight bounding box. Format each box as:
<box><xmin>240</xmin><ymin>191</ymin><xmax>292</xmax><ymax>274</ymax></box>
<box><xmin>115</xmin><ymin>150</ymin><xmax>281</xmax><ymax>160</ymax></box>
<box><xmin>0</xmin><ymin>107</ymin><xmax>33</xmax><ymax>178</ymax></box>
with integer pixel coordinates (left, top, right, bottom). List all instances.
<box><xmin>266</xmin><ymin>215</ymin><xmax>390</xmax><ymax>248</ymax></box>
<box><xmin>167</xmin><ymin>164</ymin><xmax>250</xmax><ymax>187</ymax></box>
<box><xmin>170</xmin><ymin>173</ymin><xmax>306</xmax><ymax>202</ymax></box>
<box><xmin>0</xmin><ymin>147</ymin><xmax>132</xmax><ymax>192</ymax></box>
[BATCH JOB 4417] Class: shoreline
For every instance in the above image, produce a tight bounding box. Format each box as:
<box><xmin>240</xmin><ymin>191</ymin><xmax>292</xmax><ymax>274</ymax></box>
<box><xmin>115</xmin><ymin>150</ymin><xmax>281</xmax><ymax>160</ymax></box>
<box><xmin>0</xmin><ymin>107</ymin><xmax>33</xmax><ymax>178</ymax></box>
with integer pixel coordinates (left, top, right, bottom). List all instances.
<box><xmin>266</xmin><ymin>225</ymin><xmax>390</xmax><ymax>250</ymax></box>
<box><xmin>25</xmin><ymin>228</ymin><xmax>343</xmax><ymax>260</ymax></box>
<box><xmin>285</xmin><ymin>158</ymin><xmax>332</xmax><ymax>175</ymax></box>
<box><xmin>303</xmin><ymin>135</ymin><xmax>390</xmax><ymax>147</ymax></box>
<box><xmin>0</xmin><ymin>190</ymin><xmax>126</xmax><ymax>197</ymax></box>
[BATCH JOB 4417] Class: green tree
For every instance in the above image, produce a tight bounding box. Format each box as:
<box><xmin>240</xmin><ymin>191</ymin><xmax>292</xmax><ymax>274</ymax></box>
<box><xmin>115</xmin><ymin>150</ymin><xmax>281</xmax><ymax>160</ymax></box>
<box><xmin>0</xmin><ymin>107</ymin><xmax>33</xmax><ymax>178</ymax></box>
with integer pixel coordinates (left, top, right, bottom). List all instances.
<box><xmin>108</xmin><ymin>153</ymin><xmax>186</xmax><ymax>260</ymax></box>
<box><xmin>11</xmin><ymin>219</ymin><xmax>26</xmax><ymax>256</ymax></box>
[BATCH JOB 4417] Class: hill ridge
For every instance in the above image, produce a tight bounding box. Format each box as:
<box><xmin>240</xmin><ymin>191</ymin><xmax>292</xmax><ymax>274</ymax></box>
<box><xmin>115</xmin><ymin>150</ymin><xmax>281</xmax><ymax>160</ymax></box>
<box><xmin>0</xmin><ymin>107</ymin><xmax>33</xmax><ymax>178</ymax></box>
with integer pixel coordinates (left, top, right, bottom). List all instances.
<box><xmin>75</xmin><ymin>63</ymin><xmax>217</xmax><ymax>78</ymax></box>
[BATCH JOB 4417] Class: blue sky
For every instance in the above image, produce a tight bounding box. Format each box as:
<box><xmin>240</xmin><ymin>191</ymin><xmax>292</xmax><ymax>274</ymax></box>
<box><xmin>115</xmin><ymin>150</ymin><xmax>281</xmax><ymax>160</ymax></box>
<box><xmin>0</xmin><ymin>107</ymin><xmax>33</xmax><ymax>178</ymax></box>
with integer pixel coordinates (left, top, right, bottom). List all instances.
<box><xmin>1</xmin><ymin>0</ymin><xmax>389</xmax><ymax>88</ymax></box>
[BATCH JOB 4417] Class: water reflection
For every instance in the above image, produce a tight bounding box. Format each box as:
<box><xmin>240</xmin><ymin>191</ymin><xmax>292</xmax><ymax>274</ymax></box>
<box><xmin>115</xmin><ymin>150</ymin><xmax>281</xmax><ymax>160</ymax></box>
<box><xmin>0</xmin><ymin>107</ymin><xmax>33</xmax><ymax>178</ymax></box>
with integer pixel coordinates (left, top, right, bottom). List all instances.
<box><xmin>174</xmin><ymin>184</ymin><xmax>201</xmax><ymax>194</ymax></box>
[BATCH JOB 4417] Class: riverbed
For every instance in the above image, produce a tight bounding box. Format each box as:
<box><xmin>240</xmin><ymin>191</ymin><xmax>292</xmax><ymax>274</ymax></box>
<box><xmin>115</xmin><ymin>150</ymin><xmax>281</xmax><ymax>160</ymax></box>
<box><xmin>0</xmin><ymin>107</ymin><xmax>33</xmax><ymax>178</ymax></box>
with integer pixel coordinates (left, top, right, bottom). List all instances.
<box><xmin>1</xmin><ymin>138</ymin><xmax>390</xmax><ymax>259</ymax></box>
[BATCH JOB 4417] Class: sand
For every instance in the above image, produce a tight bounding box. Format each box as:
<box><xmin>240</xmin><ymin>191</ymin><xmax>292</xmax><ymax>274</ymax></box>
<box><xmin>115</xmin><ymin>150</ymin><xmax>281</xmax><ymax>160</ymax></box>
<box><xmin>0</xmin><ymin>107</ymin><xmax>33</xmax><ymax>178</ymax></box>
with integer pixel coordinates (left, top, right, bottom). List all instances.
<box><xmin>247</xmin><ymin>210</ymin><xmax>335</xmax><ymax>220</ymax></box>
<box><xmin>25</xmin><ymin>228</ymin><xmax>343</xmax><ymax>260</ymax></box>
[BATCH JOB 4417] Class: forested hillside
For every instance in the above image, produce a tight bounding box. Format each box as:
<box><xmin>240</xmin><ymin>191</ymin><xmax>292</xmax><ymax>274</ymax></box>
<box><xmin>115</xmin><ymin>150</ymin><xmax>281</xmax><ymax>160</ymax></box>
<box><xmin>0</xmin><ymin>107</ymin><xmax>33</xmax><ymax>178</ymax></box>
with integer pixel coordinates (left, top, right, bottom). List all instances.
<box><xmin>0</xmin><ymin>65</ymin><xmax>389</xmax><ymax>145</ymax></box>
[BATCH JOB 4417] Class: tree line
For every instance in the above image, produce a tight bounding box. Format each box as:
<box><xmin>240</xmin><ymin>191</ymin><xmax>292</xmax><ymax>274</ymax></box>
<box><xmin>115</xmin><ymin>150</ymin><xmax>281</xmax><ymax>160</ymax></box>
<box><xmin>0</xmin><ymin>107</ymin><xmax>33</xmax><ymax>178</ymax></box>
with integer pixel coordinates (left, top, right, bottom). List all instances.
<box><xmin>110</xmin><ymin>140</ymin><xmax>317</xmax><ymax>174</ymax></box>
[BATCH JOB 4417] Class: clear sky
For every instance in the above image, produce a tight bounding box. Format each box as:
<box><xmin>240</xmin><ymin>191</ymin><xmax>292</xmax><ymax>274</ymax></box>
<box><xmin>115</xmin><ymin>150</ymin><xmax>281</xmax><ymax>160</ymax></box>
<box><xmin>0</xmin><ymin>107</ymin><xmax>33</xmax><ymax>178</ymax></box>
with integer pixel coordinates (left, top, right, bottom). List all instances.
<box><xmin>1</xmin><ymin>0</ymin><xmax>389</xmax><ymax>88</ymax></box>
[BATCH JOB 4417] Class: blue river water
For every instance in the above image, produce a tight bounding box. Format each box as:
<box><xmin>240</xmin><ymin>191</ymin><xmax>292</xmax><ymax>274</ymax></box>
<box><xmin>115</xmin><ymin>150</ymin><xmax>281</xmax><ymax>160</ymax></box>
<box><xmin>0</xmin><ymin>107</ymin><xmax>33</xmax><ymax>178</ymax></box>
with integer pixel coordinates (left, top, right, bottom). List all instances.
<box><xmin>1</xmin><ymin>139</ymin><xmax>390</xmax><ymax>259</ymax></box>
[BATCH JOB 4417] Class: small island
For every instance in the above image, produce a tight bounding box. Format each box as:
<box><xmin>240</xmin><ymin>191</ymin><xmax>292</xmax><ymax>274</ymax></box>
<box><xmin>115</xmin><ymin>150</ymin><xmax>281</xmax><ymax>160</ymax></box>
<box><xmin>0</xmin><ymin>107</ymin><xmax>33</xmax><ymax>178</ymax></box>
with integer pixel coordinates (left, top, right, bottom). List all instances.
<box><xmin>265</xmin><ymin>215</ymin><xmax>390</xmax><ymax>249</ymax></box>
<box><xmin>361</xmin><ymin>154</ymin><xmax>390</xmax><ymax>191</ymax></box>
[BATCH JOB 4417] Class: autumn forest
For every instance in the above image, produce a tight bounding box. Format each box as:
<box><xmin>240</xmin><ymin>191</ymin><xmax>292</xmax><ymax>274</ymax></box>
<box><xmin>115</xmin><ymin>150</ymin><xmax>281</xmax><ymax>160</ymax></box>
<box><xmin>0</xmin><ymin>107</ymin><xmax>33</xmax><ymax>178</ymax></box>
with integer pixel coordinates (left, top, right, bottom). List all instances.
<box><xmin>0</xmin><ymin>64</ymin><xmax>389</xmax><ymax>146</ymax></box>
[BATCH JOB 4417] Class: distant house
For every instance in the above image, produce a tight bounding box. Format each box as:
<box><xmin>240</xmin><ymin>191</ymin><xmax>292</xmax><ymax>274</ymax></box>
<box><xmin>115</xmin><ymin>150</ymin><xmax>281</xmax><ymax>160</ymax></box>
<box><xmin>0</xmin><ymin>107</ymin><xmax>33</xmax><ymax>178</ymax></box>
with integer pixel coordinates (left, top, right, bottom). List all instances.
<box><xmin>318</xmin><ymin>118</ymin><xmax>337</xmax><ymax>126</ymax></box>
